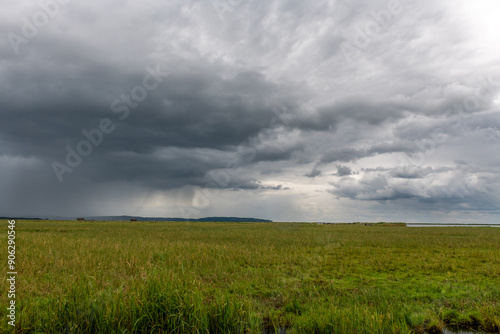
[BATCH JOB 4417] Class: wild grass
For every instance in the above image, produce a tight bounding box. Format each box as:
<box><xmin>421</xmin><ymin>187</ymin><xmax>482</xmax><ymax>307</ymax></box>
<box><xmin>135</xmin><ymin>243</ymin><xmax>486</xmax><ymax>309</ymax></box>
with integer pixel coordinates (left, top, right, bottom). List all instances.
<box><xmin>1</xmin><ymin>220</ymin><xmax>500</xmax><ymax>333</ymax></box>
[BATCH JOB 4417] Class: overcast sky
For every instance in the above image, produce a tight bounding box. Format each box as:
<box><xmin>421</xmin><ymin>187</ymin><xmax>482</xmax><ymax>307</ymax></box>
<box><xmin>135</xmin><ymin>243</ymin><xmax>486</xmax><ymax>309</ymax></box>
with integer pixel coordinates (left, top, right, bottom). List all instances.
<box><xmin>1</xmin><ymin>0</ymin><xmax>499</xmax><ymax>223</ymax></box>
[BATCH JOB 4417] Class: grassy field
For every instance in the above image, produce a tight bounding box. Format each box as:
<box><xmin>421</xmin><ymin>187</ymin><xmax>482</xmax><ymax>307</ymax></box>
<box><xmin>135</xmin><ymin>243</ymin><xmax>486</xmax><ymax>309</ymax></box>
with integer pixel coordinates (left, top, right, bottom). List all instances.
<box><xmin>1</xmin><ymin>220</ymin><xmax>500</xmax><ymax>333</ymax></box>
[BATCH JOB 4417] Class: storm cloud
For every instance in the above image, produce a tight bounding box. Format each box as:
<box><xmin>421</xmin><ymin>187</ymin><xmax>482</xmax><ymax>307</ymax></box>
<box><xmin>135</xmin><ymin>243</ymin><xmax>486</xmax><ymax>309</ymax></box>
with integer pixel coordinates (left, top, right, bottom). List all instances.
<box><xmin>1</xmin><ymin>0</ymin><xmax>499</xmax><ymax>223</ymax></box>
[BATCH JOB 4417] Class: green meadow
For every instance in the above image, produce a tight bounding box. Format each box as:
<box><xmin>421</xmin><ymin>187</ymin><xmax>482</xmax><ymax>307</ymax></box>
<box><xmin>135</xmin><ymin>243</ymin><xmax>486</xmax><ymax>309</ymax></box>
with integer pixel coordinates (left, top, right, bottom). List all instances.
<box><xmin>1</xmin><ymin>220</ymin><xmax>500</xmax><ymax>333</ymax></box>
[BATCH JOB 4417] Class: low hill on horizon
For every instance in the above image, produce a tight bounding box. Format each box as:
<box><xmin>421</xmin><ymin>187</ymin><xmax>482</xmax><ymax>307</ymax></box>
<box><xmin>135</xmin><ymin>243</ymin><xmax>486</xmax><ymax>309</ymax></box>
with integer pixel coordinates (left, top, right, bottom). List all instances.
<box><xmin>87</xmin><ymin>216</ymin><xmax>273</xmax><ymax>222</ymax></box>
<box><xmin>5</xmin><ymin>215</ymin><xmax>273</xmax><ymax>223</ymax></box>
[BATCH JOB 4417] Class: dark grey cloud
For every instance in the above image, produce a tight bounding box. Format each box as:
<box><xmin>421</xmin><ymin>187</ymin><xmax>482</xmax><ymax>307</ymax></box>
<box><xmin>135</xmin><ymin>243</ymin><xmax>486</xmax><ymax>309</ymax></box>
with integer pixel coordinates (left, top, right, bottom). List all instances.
<box><xmin>305</xmin><ymin>167</ymin><xmax>322</xmax><ymax>178</ymax></box>
<box><xmin>329</xmin><ymin>165</ymin><xmax>500</xmax><ymax>214</ymax></box>
<box><xmin>319</xmin><ymin>141</ymin><xmax>419</xmax><ymax>164</ymax></box>
<box><xmin>336</xmin><ymin>165</ymin><xmax>354</xmax><ymax>176</ymax></box>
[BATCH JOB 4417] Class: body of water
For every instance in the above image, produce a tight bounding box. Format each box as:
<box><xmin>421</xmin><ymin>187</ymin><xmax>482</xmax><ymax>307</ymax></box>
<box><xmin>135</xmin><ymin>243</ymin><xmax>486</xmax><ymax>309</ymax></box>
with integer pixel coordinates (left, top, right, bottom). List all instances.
<box><xmin>407</xmin><ymin>224</ymin><xmax>500</xmax><ymax>227</ymax></box>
